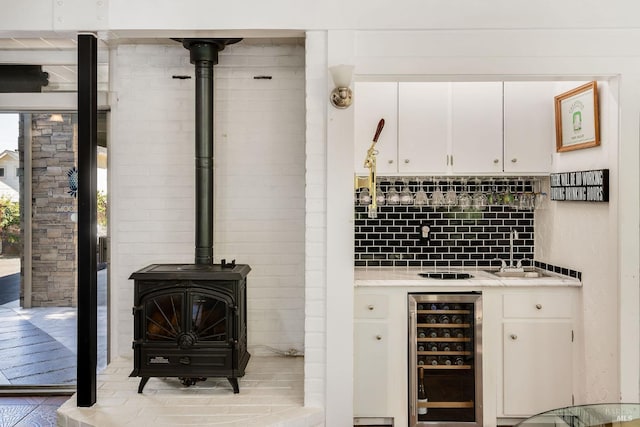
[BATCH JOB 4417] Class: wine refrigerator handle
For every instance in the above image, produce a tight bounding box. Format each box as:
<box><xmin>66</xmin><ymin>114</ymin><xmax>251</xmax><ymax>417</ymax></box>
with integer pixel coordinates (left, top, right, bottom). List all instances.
<box><xmin>409</xmin><ymin>309</ymin><xmax>418</xmax><ymax>422</ymax></box>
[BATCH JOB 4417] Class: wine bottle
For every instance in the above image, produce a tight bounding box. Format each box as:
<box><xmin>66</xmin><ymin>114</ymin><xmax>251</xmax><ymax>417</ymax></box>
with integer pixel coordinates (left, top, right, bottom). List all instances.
<box><xmin>451</xmin><ymin>314</ymin><xmax>463</xmax><ymax>324</ymax></box>
<box><xmin>418</xmin><ymin>367</ymin><xmax>428</xmax><ymax>415</ymax></box>
<box><xmin>440</xmin><ymin>328</ymin><xmax>451</xmax><ymax>338</ymax></box>
<box><xmin>438</xmin><ymin>314</ymin><xmax>450</xmax><ymax>324</ymax></box>
<box><xmin>454</xmin><ymin>356</ymin><xmax>465</xmax><ymax>366</ymax></box>
<box><xmin>439</xmin><ymin>356</ymin><xmax>452</xmax><ymax>366</ymax></box>
<box><xmin>425</xmin><ymin>315</ymin><xmax>438</xmax><ymax>324</ymax></box>
<box><xmin>428</xmin><ymin>303</ymin><xmax>438</xmax><ymax>310</ymax></box>
<box><xmin>427</xmin><ymin>342</ymin><xmax>438</xmax><ymax>352</ymax></box>
<box><xmin>427</xmin><ymin>328</ymin><xmax>438</xmax><ymax>338</ymax></box>
<box><xmin>453</xmin><ymin>328</ymin><xmax>465</xmax><ymax>338</ymax></box>
<box><xmin>441</xmin><ymin>343</ymin><xmax>452</xmax><ymax>352</ymax></box>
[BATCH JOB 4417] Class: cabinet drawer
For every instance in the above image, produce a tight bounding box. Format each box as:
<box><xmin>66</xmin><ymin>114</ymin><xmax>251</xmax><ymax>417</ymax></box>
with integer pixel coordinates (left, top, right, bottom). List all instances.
<box><xmin>503</xmin><ymin>292</ymin><xmax>573</xmax><ymax>319</ymax></box>
<box><xmin>355</xmin><ymin>294</ymin><xmax>389</xmax><ymax>319</ymax></box>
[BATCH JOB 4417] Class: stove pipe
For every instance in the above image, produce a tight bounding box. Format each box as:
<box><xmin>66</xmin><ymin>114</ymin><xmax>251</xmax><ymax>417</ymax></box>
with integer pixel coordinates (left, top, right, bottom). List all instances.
<box><xmin>179</xmin><ymin>38</ymin><xmax>241</xmax><ymax>265</ymax></box>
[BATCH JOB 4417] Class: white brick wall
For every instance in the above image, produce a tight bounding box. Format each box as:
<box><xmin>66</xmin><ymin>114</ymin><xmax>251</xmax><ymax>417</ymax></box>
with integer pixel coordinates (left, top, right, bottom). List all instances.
<box><xmin>109</xmin><ymin>41</ymin><xmax>306</xmax><ymax>359</ymax></box>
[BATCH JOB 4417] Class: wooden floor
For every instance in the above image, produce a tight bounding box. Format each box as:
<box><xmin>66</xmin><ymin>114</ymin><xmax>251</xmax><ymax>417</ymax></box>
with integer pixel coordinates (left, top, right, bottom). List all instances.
<box><xmin>0</xmin><ymin>395</ymin><xmax>70</xmax><ymax>426</ymax></box>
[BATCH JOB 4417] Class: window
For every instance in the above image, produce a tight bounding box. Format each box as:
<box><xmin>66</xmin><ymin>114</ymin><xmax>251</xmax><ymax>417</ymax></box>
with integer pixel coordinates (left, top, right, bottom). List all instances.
<box><xmin>0</xmin><ymin>168</ymin><xmax>5</xmax><ymax>178</ymax></box>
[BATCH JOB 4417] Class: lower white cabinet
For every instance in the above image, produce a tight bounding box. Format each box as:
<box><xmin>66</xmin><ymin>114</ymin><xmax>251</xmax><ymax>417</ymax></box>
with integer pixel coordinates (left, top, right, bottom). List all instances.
<box><xmin>354</xmin><ymin>293</ymin><xmax>390</xmax><ymax>416</ymax></box>
<box><xmin>354</xmin><ymin>290</ymin><xmax>409</xmax><ymax>424</ymax></box>
<box><xmin>353</xmin><ymin>286</ymin><xmax>580</xmax><ymax>425</ymax></box>
<box><xmin>354</xmin><ymin>322</ymin><xmax>389</xmax><ymax>416</ymax></box>
<box><xmin>500</xmin><ymin>289</ymin><xmax>576</xmax><ymax>418</ymax></box>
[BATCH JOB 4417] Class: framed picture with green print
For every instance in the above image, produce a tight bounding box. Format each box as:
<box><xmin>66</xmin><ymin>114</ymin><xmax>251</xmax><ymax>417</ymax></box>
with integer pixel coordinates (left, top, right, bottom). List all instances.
<box><xmin>554</xmin><ymin>81</ymin><xmax>600</xmax><ymax>152</ymax></box>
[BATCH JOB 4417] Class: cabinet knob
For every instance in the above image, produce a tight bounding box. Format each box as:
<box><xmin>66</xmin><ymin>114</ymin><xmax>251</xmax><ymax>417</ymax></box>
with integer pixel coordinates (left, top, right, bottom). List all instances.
<box><xmin>493</xmin><ymin>159</ymin><xmax>499</xmax><ymax>164</ymax></box>
<box><xmin>388</xmin><ymin>160</ymin><xmax>394</xmax><ymax>164</ymax></box>
<box><xmin>510</xmin><ymin>334</ymin><xmax>518</xmax><ymax>340</ymax></box>
<box><xmin>536</xmin><ymin>304</ymin><xmax>542</xmax><ymax>310</ymax></box>
<box><xmin>511</xmin><ymin>158</ymin><xmax>518</xmax><ymax>163</ymax></box>
<box><xmin>376</xmin><ymin>335</ymin><xmax>382</xmax><ymax>341</ymax></box>
<box><xmin>368</xmin><ymin>305</ymin><xmax>375</xmax><ymax>311</ymax></box>
<box><xmin>404</xmin><ymin>159</ymin><xmax>410</xmax><ymax>164</ymax></box>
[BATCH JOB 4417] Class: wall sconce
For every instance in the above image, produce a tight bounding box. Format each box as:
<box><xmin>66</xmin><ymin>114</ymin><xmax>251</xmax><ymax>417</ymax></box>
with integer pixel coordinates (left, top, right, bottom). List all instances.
<box><xmin>329</xmin><ymin>65</ymin><xmax>354</xmax><ymax>109</ymax></box>
<box><xmin>48</xmin><ymin>114</ymin><xmax>64</xmax><ymax>122</ymax></box>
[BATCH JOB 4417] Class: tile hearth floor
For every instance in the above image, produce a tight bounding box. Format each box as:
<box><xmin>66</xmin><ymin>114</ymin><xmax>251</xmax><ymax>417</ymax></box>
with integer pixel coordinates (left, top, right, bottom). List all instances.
<box><xmin>57</xmin><ymin>355</ymin><xmax>323</xmax><ymax>427</ymax></box>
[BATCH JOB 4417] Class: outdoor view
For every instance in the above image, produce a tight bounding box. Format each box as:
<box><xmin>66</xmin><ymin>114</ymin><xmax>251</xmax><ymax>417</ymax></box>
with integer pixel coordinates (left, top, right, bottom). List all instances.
<box><xmin>0</xmin><ymin>112</ymin><xmax>107</xmax><ymax>387</ymax></box>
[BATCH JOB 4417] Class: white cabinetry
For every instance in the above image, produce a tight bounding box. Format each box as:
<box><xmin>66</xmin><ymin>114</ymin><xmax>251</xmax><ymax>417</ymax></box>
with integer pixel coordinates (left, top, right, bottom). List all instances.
<box><xmin>354</xmin><ymin>289</ymin><xmax>409</xmax><ymax>425</ymax></box>
<box><xmin>354</xmin><ymin>82</ymin><xmax>398</xmax><ymax>175</ymax></box>
<box><xmin>451</xmin><ymin>82</ymin><xmax>504</xmax><ymax>174</ymax></box>
<box><xmin>355</xmin><ymin>81</ymin><xmax>557</xmax><ymax>175</ymax></box>
<box><xmin>354</xmin><ymin>293</ymin><xmax>390</xmax><ymax>416</ymax></box>
<box><xmin>501</xmin><ymin>289</ymin><xmax>576</xmax><ymax>418</ymax></box>
<box><xmin>392</xmin><ymin>82</ymin><xmax>504</xmax><ymax>174</ymax></box>
<box><xmin>398</xmin><ymin>82</ymin><xmax>450</xmax><ymax>174</ymax></box>
<box><xmin>503</xmin><ymin>82</ymin><xmax>556</xmax><ymax>173</ymax></box>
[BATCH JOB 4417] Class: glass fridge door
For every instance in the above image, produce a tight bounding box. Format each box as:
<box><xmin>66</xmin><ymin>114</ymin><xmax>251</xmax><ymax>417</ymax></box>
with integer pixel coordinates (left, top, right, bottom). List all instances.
<box><xmin>409</xmin><ymin>293</ymin><xmax>483</xmax><ymax>427</ymax></box>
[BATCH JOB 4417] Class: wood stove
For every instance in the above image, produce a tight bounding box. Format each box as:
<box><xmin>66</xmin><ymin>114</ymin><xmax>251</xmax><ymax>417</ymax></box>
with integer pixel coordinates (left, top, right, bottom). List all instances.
<box><xmin>130</xmin><ymin>260</ymin><xmax>250</xmax><ymax>393</ymax></box>
<box><xmin>130</xmin><ymin>38</ymin><xmax>250</xmax><ymax>394</ymax></box>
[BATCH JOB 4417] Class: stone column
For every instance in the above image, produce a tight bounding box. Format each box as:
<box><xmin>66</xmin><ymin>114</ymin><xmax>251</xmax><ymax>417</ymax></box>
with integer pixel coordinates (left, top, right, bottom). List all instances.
<box><xmin>19</xmin><ymin>113</ymin><xmax>78</xmax><ymax>307</ymax></box>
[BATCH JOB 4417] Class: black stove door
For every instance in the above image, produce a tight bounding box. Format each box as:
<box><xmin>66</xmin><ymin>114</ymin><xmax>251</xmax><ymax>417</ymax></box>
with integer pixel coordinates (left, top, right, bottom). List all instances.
<box><xmin>143</xmin><ymin>292</ymin><xmax>184</xmax><ymax>342</ymax></box>
<box><xmin>190</xmin><ymin>291</ymin><xmax>231</xmax><ymax>345</ymax></box>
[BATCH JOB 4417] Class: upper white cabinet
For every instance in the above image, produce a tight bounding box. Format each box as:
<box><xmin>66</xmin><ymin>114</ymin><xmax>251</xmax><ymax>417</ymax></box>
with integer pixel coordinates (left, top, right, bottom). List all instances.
<box><xmin>503</xmin><ymin>82</ymin><xmax>556</xmax><ymax>173</ymax></box>
<box><xmin>355</xmin><ymin>81</ymin><xmax>556</xmax><ymax>176</ymax></box>
<box><xmin>451</xmin><ymin>82</ymin><xmax>504</xmax><ymax>174</ymax></box>
<box><xmin>354</xmin><ymin>82</ymin><xmax>398</xmax><ymax>175</ymax></box>
<box><xmin>398</xmin><ymin>82</ymin><xmax>450</xmax><ymax>174</ymax></box>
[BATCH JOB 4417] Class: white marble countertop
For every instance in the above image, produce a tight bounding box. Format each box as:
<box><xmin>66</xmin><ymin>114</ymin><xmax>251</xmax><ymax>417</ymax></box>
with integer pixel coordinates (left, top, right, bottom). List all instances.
<box><xmin>354</xmin><ymin>266</ymin><xmax>582</xmax><ymax>287</ymax></box>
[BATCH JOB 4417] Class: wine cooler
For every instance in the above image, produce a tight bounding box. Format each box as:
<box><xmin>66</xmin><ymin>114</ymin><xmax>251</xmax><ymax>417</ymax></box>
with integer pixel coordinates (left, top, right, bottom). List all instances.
<box><xmin>408</xmin><ymin>293</ymin><xmax>482</xmax><ymax>427</ymax></box>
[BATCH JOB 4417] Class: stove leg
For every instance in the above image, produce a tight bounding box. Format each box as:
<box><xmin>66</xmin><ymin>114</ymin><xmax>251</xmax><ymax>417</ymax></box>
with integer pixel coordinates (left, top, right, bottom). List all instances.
<box><xmin>227</xmin><ymin>377</ymin><xmax>239</xmax><ymax>393</ymax></box>
<box><xmin>138</xmin><ymin>377</ymin><xmax>150</xmax><ymax>393</ymax></box>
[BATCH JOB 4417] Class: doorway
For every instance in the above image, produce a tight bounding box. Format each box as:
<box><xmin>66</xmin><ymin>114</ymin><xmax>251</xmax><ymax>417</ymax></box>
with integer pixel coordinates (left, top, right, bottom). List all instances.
<box><xmin>0</xmin><ymin>111</ymin><xmax>108</xmax><ymax>388</ymax></box>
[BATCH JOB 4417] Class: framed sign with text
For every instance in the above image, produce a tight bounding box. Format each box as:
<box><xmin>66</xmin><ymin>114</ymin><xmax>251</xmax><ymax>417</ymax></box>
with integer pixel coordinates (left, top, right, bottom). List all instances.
<box><xmin>550</xmin><ymin>169</ymin><xmax>609</xmax><ymax>202</ymax></box>
<box><xmin>554</xmin><ymin>81</ymin><xmax>600</xmax><ymax>152</ymax></box>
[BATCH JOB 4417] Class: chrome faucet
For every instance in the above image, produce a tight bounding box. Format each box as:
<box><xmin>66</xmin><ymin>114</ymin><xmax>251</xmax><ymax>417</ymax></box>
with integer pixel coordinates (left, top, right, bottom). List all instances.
<box><xmin>509</xmin><ymin>228</ymin><xmax>517</xmax><ymax>268</ymax></box>
<box><xmin>499</xmin><ymin>228</ymin><xmax>523</xmax><ymax>272</ymax></box>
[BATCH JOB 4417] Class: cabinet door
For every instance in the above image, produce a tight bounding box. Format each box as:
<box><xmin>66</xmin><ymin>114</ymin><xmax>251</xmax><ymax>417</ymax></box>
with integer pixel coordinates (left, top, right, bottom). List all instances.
<box><xmin>451</xmin><ymin>82</ymin><xmax>504</xmax><ymax>174</ymax></box>
<box><xmin>503</xmin><ymin>82</ymin><xmax>556</xmax><ymax>173</ymax></box>
<box><xmin>354</xmin><ymin>82</ymin><xmax>398</xmax><ymax>175</ymax></box>
<box><xmin>354</xmin><ymin>322</ymin><xmax>389</xmax><ymax>417</ymax></box>
<box><xmin>503</xmin><ymin>321</ymin><xmax>573</xmax><ymax>416</ymax></box>
<box><xmin>398</xmin><ymin>82</ymin><xmax>450</xmax><ymax>174</ymax></box>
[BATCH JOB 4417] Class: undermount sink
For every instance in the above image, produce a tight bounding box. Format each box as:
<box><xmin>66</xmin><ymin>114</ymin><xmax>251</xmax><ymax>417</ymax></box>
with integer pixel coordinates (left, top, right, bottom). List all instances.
<box><xmin>485</xmin><ymin>269</ymin><xmax>549</xmax><ymax>278</ymax></box>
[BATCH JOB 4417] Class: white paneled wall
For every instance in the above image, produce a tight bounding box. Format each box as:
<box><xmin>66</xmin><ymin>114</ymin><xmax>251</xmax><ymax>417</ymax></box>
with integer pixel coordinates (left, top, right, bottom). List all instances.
<box><xmin>109</xmin><ymin>41</ymin><xmax>306</xmax><ymax>358</ymax></box>
<box><xmin>304</xmin><ymin>31</ymin><xmax>328</xmax><ymax>409</ymax></box>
